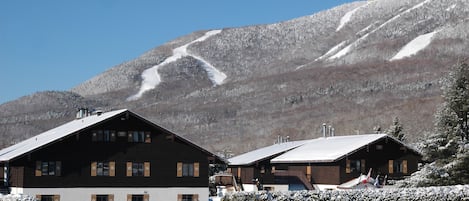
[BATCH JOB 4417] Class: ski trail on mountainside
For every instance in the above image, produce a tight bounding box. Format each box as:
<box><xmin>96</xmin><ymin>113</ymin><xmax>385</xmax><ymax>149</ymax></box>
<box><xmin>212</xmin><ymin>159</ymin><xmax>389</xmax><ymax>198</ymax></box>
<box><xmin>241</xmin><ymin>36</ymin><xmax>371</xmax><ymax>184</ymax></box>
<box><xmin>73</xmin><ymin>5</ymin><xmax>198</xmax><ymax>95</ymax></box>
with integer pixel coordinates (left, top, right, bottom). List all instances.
<box><xmin>327</xmin><ymin>0</ymin><xmax>433</xmax><ymax>60</ymax></box>
<box><xmin>127</xmin><ymin>30</ymin><xmax>225</xmax><ymax>101</ymax></box>
<box><xmin>390</xmin><ymin>30</ymin><xmax>440</xmax><ymax>61</ymax></box>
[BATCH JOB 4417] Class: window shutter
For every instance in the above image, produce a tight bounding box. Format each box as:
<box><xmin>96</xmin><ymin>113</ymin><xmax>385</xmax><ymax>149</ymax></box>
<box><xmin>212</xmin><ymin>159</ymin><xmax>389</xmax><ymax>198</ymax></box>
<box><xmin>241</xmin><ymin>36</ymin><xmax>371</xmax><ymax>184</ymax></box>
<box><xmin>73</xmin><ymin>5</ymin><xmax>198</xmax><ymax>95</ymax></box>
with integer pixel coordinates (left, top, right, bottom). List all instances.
<box><xmin>193</xmin><ymin>194</ymin><xmax>199</xmax><ymax>201</ymax></box>
<box><xmin>91</xmin><ymin>194</ymin><xmax>96</xmax><ymax>201</ymax></box>
<box><xmin>143</xmin><ymin>194</ymin><xmax>149</xmax><ymax>201</ymax></box>
<box><xmin>53</xmin><ymin>195</ymin><xmax>60</xmax><ymax>201</ymax></box>
<box><xmin>403</xmin><ymin>160</ymin><xmax>408</xmax><ymax>174</ymax></box>
<box><xmin>177</xmin><ymin>162</ymin><xmax>183</xmax><ymax>177</ymax></box>
<box><xmin>361</xmin><ymin>159</ymin><xmax>366</xmax><ymax>173</ymax></box>
<box><xmin>109</xmin><ymin>161</ymin><xmax>116</xmax><ymax>176</ymax></box>
<box><xmin>388</xmin><ymin>160</ymin><xmax>394</xmax><ymax>174</ymax></box>
<box><xmin>91</xmin><ymin>162</ymin><xmax>97</xmax><ymax>176</ymax></box>
<box><xmin>238</xmin><ymin>167</ymin><xmax>242</xmax><ymax>177</ymax></box>
<box><xmin>177</xmin><ymin>194</ymin><xmax>183</xmax><ymax>201</ymax></box>
<box><xmin>127</xmin><ymin>194</ymin><xmax>132</xmax><ymax>201</ymax></box>
<box><xmin>145</xmin><ymin>132</ymin><xmax>151</xmax><ymax>143</ymax></box>
<box><xmin>144</xmin><ymin>162</ymin><xmax>151</xmax><ymax>177</ymax></box>
<box><xmin>35</xmin><ymin>161</ymin><xmax>42</xmax><ymax>176</ymax></box>
<box><xmin>193</xmin><ymin>162</ymin><xmax>199</xmax><ymax>177</ymax></box>
<box><xmin>56</xmin><ymin>161</ymin><xmax>62</xmax><ymax>176</ymax></box>
<box><xmin>126</xmin><ymin>162</ymin><xmax>132</xmax><ymax>177</ymax></box>
<box><xmin>306</xmin><ymin>165</ymin><xmax>312</xmax><ymax>182</ymax></box>
<box><xmin>345</xmin><ymin>159</ymin><xmax>351</xmax><ymax>173</ymax></box>
<box><xmin>108</xmin><ymin>194</ymin><xmax>114</xmax><ymax>201</ymax></box>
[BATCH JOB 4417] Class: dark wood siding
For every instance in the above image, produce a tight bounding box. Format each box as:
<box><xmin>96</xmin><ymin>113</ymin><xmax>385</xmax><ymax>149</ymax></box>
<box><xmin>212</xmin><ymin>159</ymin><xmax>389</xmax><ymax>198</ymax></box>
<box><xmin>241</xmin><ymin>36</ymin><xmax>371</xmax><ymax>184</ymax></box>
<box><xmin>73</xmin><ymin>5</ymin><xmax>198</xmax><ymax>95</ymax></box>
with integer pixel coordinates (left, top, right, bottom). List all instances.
<box><xmin>311</xmin><ymin>165</ymin><xmax>340</xmax><ymax>185</ymax></box>
<box><xmin>9</xmin><ymin>112</ymin><xmax>214</xmax><ymax>188</ymax></box>
<box><xmin>0</xmin><ymin>164</ymin><xmax>3</xmax><ymax>183</ymax></box>
<box><xmin>240</xmin><ymin>167</ymin><xmax>254</xmax><ymax>184</ymax></box>
<box><xmin>10</xmin><ymin>166</ymin><xmax>23</xmax><ymax>187</ymax></box>
<box><xmin>339</xmin><ymin>138</ymin><xmax>422</xmax><ymax>183</ymax></box>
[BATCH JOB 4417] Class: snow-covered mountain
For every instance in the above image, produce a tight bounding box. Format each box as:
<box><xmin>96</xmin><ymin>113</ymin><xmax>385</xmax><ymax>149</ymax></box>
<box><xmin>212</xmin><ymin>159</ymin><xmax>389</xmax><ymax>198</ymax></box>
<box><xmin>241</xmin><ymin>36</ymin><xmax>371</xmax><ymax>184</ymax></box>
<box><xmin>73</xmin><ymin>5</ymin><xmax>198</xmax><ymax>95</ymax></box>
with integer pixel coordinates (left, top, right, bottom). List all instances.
<box><xmin>2</xmin><ymin>0</ymin><xmax>469</xmax><ymax>154</ymax></box>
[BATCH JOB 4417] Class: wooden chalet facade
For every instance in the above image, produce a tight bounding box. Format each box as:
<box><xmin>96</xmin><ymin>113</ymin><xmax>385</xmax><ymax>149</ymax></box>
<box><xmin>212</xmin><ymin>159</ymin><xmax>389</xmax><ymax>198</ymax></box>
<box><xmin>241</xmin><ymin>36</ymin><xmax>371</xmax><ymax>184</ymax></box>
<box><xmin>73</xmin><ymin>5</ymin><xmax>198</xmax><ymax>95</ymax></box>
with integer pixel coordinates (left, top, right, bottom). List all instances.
<box><xmin>0</xmin><ymin>109</ymin><xmax>224</xmax><ymax>201</ymax></box>
<box><xmin>228</xmin><ymin>134</ymin><xmax>422</xmax><ymax>191</ymax></box>
<box><xmin>227</xmin><ymin>140</ymin><xmax>313</xmax><ymax>191</ymax></box>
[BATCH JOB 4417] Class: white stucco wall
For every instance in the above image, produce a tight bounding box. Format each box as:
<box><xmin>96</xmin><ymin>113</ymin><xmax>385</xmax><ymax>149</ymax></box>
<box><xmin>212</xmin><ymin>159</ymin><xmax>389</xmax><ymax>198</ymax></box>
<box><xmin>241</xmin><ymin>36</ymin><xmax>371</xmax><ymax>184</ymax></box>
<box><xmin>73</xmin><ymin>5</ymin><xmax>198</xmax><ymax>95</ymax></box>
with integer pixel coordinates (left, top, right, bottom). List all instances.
<box><xmin>18</xmin><ymin>187</ymin><xmax>207</xmax><ymax>201</ymax></box>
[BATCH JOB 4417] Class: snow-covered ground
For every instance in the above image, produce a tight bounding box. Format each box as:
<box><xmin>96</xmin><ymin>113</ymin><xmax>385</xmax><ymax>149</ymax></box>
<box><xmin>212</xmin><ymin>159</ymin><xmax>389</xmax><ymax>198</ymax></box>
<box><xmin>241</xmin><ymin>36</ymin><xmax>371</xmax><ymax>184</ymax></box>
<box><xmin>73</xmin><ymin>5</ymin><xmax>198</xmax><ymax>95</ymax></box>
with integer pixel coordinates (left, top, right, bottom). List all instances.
<box><xmin>0</xmin><ymin>194</ymin><xmax>34</xmax><ymax>201</ymax></box>
<box><xmin>223</xmin><ymin>185</ymin><xmax>469</xmax><ymax>201</ymax></box>
<box><xmin>127</xmin><ymin>30</ymin><xmax>226</xmax><ymax>101</ymax></box>
<box><xmin>390</xmin><ymin>30</ymin><xmax>440</xmax><ymax>61</ymax></box>
<box><xmin>313</xmin><ymin>41</ymin><xmax>347</xmax><ymax>62</ymax></box>
<box><xmin>336</xmin><ymin>2</ymin><xmax>370</xmax><ymax>32</ymax></box>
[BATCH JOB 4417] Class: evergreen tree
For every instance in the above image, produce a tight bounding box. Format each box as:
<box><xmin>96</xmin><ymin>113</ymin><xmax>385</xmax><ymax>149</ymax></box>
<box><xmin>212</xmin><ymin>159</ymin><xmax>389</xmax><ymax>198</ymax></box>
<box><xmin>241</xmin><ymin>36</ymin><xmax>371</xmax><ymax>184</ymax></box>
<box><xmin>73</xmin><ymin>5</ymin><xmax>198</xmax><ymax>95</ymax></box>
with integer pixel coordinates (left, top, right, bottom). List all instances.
<box><xmin>415</xmin><ymin>62</ymin><xmax>469</xmax><ymax>186</ymax></box>
<box><xmin>423</xmin><ymin>62</ymin><xmax>469</xmax><ymax>162</ymax></box>
<box><xmin>387</xmin><ymin>117</ymin><xmax>405</xmax><ymax>141</ymax></box>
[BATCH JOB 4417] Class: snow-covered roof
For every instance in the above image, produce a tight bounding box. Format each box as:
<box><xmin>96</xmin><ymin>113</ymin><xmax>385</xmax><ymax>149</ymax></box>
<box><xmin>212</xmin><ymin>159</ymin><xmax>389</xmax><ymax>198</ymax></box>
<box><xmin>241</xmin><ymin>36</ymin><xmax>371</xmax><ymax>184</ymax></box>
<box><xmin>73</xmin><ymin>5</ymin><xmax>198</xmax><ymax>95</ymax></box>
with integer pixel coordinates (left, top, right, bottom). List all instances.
<box><xmin>0</xmin><ymin>109</ymin><xmax>128</xmax><ymax>162</ymax></box>
<box><xmin>271</xmin><ymin>134</ymin><xmax>406</xmax><ymax>163</ymax></box>
<box><xmin>228</xmin><ymin>140</ymin><xmax>313</xmax><ymax>166</ymax></box>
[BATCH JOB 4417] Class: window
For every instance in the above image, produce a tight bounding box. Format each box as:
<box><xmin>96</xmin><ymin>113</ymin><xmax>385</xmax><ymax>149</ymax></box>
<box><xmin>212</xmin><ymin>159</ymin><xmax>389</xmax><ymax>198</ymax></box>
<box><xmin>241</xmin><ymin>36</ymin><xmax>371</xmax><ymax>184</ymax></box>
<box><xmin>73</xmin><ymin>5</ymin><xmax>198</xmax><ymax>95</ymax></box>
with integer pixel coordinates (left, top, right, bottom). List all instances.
<box><xmin>40</xmin><ymin>195</ymin><xmax>54</xmax><ymax>201</ymax></box>
<box><xmin>346</xmin><ymin>159</ymin><xmax>364</xmax><ymax>174</ymax></box>
<box><xmin>132</xmin><ymin>195</ymin><xmax>143</xmax><ymax>201</ymax></box>
<box><xmin>127</xmin><ymin>194</ymin><xmax>149</xmax><ymax>201</ymax></box>
<box><xmin>350</xmin><ymin>160</ymin><xmax>361</xmax><ymax>173</ymax></box>
<box><xmin>96</xmin><ymin>195</ymin><xmax>108</xmax><ymax>201</ymax></box>
<box><xmin>91</xmin><ymin>161</ymin><xmax>115</xmax><ymax>177</ymax></box>
<box><xmin>92</xmin><ymin>130</ymin><xmax>116</xmax><ymax>142</ymax></box>
<box><xmin>178</xmin><ymin>194</ymin><xmax>199</xmax><ymax>201</ymax></box>
<box><xmin>133</xmin><ymin>162</ymin><xmax>144</xmax><ymax>176</ymax></box>
<box><xmin>183</xmin><ymin>163</ymin><xmax>194</xmax><ymax>177</ymax></box>
<box><xmin>36</xmin><ymin>161</ymin><xmax>61</xmax><ymax>176</ymax></box>
<box><xmin>42</xmin><ymin>161</ymin><xmax>55</xmax><ymax>176</ymax></box>
<box><xmin>177</xmin><ymin>162</ymin><xmax>199</xmax><ymax>177</ymax></box>
<box><xmin>36</xmin><ymin>195</ymin><xmax>60</xmax><ymax>201</ymax></box>
<box><xmin>390</xmin><ymin>160</ymin><xmax>408</xmax><ymax>174</ymax></box>
<box><xmin>97</xmin><ymin>162</ymin><xmax>109</xmax><ymax>176</ymax></box>
<box><xmin>92</xmin><ymin>194</ymin><xmax>113</xmax><ymax>201</ymax></box>
<box><xmin>127</xmin><ymin>131</ymin><xmax>151</xmax><ymax>143</ymax></box>
<box><xmin>182</xmin><ymin>195</ymin><xmax>193</xmax><ymax>201</ymax></box>
<box><xmin>127</xmin><ymin>162</ymin><xmax>150</xmax><ymax>177</ymax></box>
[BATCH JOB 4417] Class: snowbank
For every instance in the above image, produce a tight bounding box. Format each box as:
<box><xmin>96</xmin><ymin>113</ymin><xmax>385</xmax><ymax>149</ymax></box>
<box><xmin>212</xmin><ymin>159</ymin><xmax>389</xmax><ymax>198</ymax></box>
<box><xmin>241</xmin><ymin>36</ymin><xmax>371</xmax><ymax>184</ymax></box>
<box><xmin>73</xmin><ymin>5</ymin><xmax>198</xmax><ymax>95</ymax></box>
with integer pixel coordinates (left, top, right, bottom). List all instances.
<box><xmin>0</xmin><ymin>194</ymin><xmax>35</xmax><ymax>201</ymax></box>
<box><xmin>223</xmin><ymin>185</ymin><xmax>469</xmax><ymax>201</ymax></box>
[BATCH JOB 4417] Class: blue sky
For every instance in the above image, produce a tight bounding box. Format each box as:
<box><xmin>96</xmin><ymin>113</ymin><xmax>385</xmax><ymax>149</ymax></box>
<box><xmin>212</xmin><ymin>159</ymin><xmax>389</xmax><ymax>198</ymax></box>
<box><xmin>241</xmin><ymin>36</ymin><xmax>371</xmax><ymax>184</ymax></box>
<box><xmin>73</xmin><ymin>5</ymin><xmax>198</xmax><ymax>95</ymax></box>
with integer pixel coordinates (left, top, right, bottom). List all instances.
<box><xmin>0</xmin><ymin>0</ymin><xmax>356</xmax><ymax>104</ymax></box>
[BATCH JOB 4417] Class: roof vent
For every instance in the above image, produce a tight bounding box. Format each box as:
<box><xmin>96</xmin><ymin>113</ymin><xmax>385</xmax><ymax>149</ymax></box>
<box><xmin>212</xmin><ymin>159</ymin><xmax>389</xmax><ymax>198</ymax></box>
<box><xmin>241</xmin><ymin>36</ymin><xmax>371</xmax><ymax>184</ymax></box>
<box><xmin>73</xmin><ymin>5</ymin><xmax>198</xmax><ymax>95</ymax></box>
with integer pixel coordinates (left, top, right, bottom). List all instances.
<box><xmin>322</xmin><ymin>123</ymin><xmax>327</xmax><ymax>138</ymax></box>
<box><xmin>322</xmin><ymin>123</ymin><xmax>335</xmax><ymax>138</ymax></box>
<box><xmin>95</xmin><ymin>110</ymin><xmax>103</xmax><ymax>116</ymax></box>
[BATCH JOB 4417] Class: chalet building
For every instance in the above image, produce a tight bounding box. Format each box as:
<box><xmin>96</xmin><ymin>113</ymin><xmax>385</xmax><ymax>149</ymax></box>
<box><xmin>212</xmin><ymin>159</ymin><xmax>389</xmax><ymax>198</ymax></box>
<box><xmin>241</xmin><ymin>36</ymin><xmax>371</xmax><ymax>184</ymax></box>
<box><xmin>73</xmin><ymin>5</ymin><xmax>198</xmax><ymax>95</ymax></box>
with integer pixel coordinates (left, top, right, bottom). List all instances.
<box><xmin>228</xmin><ymin>139</ymin><xmax>314</xmax><ymax>191</ymax></box>
<box><xmin>0</xmin><ymin>109</ymin><xmax>224</xmax><ymax>201</ymax></box>
<box><xmin>228</xmin><ymin>134</ymin><xmax>422</xmax><ymax>191</ymax></box>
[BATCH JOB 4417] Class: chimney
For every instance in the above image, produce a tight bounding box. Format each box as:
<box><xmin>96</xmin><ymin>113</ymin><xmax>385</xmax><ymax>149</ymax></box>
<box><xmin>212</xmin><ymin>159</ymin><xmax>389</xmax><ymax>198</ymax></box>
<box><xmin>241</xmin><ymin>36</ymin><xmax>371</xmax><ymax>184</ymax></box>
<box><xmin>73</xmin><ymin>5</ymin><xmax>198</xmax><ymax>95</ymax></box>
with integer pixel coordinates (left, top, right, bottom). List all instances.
<box><xmin>76</xmin><ymin>108</ymin><xmax>89</xmax><ymax>119</ymax></box>
<box><xmin>322</xmin><ymin>123</ymin><xmax>327</xmax><ymax>138</ymax></box>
